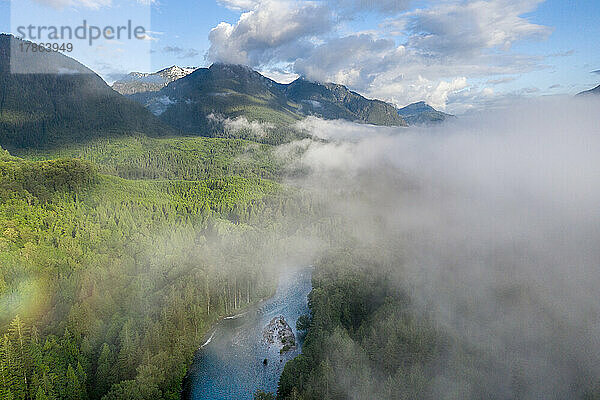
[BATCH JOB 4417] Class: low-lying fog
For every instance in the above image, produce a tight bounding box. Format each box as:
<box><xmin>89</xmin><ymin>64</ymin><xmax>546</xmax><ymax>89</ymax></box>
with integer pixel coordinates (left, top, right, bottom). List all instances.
<box><xmin>286</xmin><ymin>96</ymin><xmax>600</xmax><ymax>399</ymax></box>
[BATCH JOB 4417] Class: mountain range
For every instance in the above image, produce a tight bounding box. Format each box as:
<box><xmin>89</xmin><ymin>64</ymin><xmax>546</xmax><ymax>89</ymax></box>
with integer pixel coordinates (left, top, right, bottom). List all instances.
<box><xmin>0</xmin><ymin>34</ymin><xmax>454</xmax><ymax>150</ymax></box>
<box><xmin>122</xmin><ymin>63</ymin><xmax>408</xmax><ymax>132</ymax></box>
<box><xmin>120</xmin><ymin>64</ymin><xmax>455</xmax><ymax>130</ymax></box>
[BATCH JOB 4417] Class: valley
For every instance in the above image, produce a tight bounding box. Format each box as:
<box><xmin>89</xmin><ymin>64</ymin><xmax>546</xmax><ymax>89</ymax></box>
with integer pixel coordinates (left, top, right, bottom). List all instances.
<box><xmin>0</xmin><ymin>15</ymin><xmax>599</xmax><ymax>400</ymax></box>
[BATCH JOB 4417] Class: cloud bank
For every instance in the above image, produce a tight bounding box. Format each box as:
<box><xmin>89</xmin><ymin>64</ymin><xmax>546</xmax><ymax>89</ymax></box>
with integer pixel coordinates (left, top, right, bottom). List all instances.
<box><xmin>209</xmin><ymin>0</ymin><xmax>332</xmax><ymax>66</ymax></box>
<box><xmin>288</xmin><ymin>96</ymin><xmax>600</xmax><ymax>398</ymax></box>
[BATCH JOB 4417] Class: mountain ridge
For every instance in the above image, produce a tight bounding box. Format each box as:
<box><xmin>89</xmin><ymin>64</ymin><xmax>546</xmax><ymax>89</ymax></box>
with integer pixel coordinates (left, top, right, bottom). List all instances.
<box><xmin>284</xmin><ymin>77</ymin><xmax>405</xmax><ymax>126</ymax></box>
<box><xmin>127</xmin><ymin>63</ymin><xmax>408</xmax><ymax>132</ymax></box>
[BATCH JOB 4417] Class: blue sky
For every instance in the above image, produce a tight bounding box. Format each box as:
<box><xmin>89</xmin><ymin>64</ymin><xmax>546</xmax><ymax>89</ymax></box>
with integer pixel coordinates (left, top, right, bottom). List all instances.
<box><xmin>1</xmin><ymin>0</ymin><xmax>599</xmax><ymax>112</ymax></box>
<box><xmin>510</xmin><ymin>0</ymin><xmax>600</xmax><ymax>91</ymax></box>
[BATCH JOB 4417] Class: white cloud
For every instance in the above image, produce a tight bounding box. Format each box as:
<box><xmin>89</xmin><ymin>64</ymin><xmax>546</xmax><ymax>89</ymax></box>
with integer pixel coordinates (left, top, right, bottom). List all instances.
<box><xmin>208</xmin><ymin>114</ymin><xmax>274</xmax><ymax>137</ymax></box>
<box><xmin>217</xmin><ymin>0</ymin><xmax>259</xmax><ymax>11</ymax></box>
<box><xmin>424</xmin><ymin>77</ymin><xmax>470</xmax><ymax>110</ymax></box>
<box><xmin>293</xmin><ymin>33</ymin><xmax>400</xmax><ymax>85</ymax></box>
<box><xmin>208</xmin><ymin>0</ymin><xmax>332</xmax><ymax>66</ymax></box>
<box><xmin>486</xmin><ymin>76</ymin><xmax>518</xmax><ymax>85</ymax></box>
<box><xmin>218</xmin><ymin>0</ymin><xmax>412</xmax><ymax>14</ymax></box>
<box><xmin>210</xmin><ymin>0</ymin><xmax>552</xmax><ymax>110</ymax></box>
<box><xmin>404</xmin><ymin>0</ymin><xmax>552</xmax><ymax>57</ymax></box>
<box><xmin>291</xmin><ymin>31</ymin><xmax>540</xmax><ymax>110</ymax></box>
<box><xmin>258</xmin><ymin>68</ymin><xmax>299</xmax><ymax>84</ymax></box>
<box><xmin>332</xmin><ymin>0</ymin><xmax>412</xmax><ymax>14</ymax></box>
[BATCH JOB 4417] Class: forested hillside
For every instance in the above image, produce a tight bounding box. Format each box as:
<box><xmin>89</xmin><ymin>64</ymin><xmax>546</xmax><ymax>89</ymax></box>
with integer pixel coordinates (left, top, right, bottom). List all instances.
<box><xmin>277</xmin><ymin>247</ymin><xmax>446</xmax><ymax>399</ymax></box>
<box><xmin>284</xmin><ymin>79</ymin><xmax>406</xmax><ymax>126</ymax></box>
<box><xmin>0</xmin><ymin>35</ymin><xmax>171</xmax><ymax>150</ymax></box>
<box><xmin>18</xmin><ymin>136</ymin><xmax>284</xmax><ymax>181</ymax></box>
<box><xmin>133</xmin><ymin>63</ymin><xmax>302</xmax><ymax>142</ymax></box>
<box><xmin>0</xmin><ymin>146</ymin><xmax>321</xmax><ymax>399</ymax></box>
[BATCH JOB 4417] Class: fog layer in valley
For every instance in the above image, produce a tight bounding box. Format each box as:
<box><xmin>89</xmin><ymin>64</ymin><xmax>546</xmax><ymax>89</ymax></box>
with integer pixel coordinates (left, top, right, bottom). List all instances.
<box><xmin>288</xmin><ymin>96</ymin><xmax>600</xmax><ymax>399</ymax></box>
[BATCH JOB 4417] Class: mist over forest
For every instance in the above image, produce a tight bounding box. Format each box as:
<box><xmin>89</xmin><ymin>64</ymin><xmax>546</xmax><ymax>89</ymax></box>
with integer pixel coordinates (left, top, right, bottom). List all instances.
<box><xmin>275</xmin><ymin>96</ymin><xmax>600</xmax><ymax>399</ymax></box>
<box><xmin>1</xmin><ymin>6</ymin><xmax>600</xmax><ymax>396</ymax></box>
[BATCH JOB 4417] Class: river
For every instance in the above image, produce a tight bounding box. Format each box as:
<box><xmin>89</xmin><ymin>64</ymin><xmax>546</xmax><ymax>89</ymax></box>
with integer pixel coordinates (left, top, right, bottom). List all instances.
<box><xmin>183</xmin><ymin>267</ymin><xmax>313</xmax><ymax>400</ymax></box>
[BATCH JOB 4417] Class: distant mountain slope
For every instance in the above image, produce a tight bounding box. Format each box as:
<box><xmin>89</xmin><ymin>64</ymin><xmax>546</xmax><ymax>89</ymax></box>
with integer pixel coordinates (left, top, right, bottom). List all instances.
<box><xmin>154</xmin><ymin>63</ymin><xmax>300</xmax><ymax>129</ymax></box>
<box><xmin>112</xmin><ymin>65</ymin><xmax>197</xmax><ymax>95</ymax></box>
<box><xmin>397</xmin><ymin>101</ymin><xmax>455</xmax><ymax>125</ymax></box>
<box><xmin>576</xmin><ymin>84</ymin><xmax>600</xmax><ymax>96</ymax></box>
<box><xmin>285</xmin><ymin>78</ymin><xmax>406</xmax><ymax>126</ymax></box>
<box><xmin>127</xmin><ymin>63</ymin><xmax>407</xmax><ymax>135</ymax></box>
<box><xmin>0</xmin><ymin>34</ymin><xmax>172</xmax><ymax>150</ymax></box>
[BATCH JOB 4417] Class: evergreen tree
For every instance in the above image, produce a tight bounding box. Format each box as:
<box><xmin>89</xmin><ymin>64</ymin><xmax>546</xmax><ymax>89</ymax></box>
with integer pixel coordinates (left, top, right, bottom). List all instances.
<box><xmin>0</xmin><ymin>335</ymin><xmax>15</xmax><ymax>400</ymax></box>
<box><xmin>65</xmin><ymin>364</ymin><xmax>82</xmax><ymax>400</ymax></box>
<box><xmin>35</xmin><ymin>386</ymin><xmax>49</xmax><ymax>400</ymax></box>
<box><xmin>95</xmin><ymin>343</ymin><xmax>116</xmax><ymax>398</ymax></box>
<box><xmin>7</xmin><ymin>316</ymin><xmax>29</xmax><ymax>399</ymax></box>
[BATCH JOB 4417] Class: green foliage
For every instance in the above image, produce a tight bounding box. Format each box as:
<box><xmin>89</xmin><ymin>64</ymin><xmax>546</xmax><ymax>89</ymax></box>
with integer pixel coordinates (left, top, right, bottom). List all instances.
<box><xmin>94</xmin><ymin>344</ymin><xmax>116</xmax><ymax>398</ymax></box>
<box><xmin>0</xmin><ymin>319</ymin><xmax>88</xmax><ymax>400</ymax></box>
<box><xmin>18</xmin><ymin>136</ymin><xmax>283</xmax><ymax>181</ymax></box>
<box><xmin>296</xmin><ymin>315</ymin><xmax>311</xmax><ymax>332</ymax></box>
<box><xmin>0</xmin><ymin>158</ymin><xmax>97</xmax><ymax>202</ymax></box>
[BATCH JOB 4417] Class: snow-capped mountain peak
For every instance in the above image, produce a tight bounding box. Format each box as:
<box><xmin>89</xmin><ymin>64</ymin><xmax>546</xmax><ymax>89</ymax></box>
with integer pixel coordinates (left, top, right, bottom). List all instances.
<box><xmin>112</xmin><ymin>65</ymin><xmax>198</xmax><ymax>95</ymax></box>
